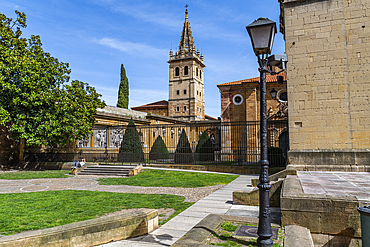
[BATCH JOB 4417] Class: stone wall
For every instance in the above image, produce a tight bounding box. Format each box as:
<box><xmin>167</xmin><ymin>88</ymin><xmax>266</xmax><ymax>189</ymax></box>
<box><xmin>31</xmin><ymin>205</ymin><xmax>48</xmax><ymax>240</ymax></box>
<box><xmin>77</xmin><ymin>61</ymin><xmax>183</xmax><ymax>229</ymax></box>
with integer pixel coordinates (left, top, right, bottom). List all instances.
<box><xmin>283</xmin><ymin>0</ymin><xmax>370</xmax><ymax>156</ymax></box>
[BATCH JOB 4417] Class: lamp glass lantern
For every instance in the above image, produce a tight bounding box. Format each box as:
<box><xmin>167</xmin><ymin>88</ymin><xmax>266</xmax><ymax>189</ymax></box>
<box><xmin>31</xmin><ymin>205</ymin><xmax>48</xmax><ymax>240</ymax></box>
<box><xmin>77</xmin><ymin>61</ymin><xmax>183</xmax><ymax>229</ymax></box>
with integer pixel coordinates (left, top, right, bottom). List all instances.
<box><xmin>246</xmin><ymin>18</ymin><xmax>276</xmax><ymax>56</ymax></box>
<box><xmin>270</xmin><ymin>88</ymin><xmax>277</xmax><ymax>99</ymax></box>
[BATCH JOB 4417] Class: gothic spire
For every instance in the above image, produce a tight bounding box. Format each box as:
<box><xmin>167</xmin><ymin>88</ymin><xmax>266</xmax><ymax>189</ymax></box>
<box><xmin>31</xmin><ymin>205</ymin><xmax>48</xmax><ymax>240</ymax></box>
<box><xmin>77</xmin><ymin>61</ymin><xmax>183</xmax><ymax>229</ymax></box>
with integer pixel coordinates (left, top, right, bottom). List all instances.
<box><xmin>178</xmin><ymin>8</ymin><xmax>195</xmax><ymax>54</ymax></box>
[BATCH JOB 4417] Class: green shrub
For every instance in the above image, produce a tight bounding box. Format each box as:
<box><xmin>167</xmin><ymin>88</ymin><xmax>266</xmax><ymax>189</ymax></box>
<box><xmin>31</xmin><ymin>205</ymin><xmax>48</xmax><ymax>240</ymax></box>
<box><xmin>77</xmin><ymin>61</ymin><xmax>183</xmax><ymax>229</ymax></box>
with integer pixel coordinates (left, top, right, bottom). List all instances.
<box><xmin>195</xmin><ymin>131</ymin><xmax>214</xmax><ymax>161</ymax></box>
<box><xmin>149</xmin><ymin>135</ymin><xmax>169</xmax><ymax>160</ymax></box>
<box><xmin>119</xmin><ymin>118</ymin><xmax>144</xmax><ymax>162</ymax></box>
<box><xmin>268</xmin><ymin>147</ymin><xmax>286</xmax><ymax>167</ymax></box>
<box><xmin>174</xmin><ymin>129</ymin><xmax>193</xmax><ymax>164</ymax></box>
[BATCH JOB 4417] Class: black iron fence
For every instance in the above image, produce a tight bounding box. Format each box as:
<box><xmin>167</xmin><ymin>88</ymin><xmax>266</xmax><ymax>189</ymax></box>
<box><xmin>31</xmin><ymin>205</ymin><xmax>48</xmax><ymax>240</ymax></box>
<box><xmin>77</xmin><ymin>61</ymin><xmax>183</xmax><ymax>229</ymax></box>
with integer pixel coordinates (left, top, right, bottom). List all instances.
<box><xmin>24</xmin><ymin>120</ymin><xmax>288</xmax><ymax>166</ymax></box>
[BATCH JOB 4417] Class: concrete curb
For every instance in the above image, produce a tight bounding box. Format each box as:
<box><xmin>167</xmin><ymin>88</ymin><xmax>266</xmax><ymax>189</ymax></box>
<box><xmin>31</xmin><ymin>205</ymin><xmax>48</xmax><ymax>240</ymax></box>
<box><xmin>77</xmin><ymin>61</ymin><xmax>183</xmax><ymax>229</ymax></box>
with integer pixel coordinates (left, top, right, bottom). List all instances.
<box><xmin>284</xmin><ymin>225</ymin><xmax>314</xmax><ymax>247</ymax></box>
<box><xmin>171</xmin><ymin>214</ymin><xmax>224</xmax><ymax>247</ymax></box>
<box><xmin>171</xmin><ymin>214</ymin><xmax>282</xmax><ymax>247</ymax></box>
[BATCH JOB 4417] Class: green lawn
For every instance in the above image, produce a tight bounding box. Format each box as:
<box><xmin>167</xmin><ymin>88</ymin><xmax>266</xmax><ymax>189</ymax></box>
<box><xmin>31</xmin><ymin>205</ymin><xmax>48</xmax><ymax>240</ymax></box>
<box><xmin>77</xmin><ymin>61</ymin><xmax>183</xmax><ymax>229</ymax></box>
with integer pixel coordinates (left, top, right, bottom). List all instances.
<box><xmin>0</xmin><ymin>190</ymin><xmax>192</xmax><ymax>235</ymax></box>
<box><xmin>98</xmin><ymin>169</ymin><xmax>239</xmax><ymax>187</ymax></box>
<box><xmin>0</xmin><ymin>170</ymin><xmax>69</xmax><ymax>180</ymax></box>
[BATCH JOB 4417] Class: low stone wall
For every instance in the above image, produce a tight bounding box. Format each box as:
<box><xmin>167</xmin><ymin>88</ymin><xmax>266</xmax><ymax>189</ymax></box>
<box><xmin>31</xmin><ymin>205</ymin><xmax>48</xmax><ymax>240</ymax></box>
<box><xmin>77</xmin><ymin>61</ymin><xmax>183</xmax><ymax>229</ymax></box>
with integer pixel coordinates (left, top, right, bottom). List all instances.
<box><xmin>0</xmin><ymin>209</ymin><xmax>158</xmax><ymax>247</ymax></box>
<box><xmin>288</xmin><ymin>149</ymin><xmax>370</xmax><ymax>170</ymax></box>
<box><xmin>146</xmin><ymin>163</ymin><xmax>284</xmax><ymax>175</ymax></box>
<box><xmin>281</xmin><ymin>178</ymin><xmax>363</xmax><ymax>238</ymax></box>
<box><xmin>251</xmin><ymin>168</ymin><xmax>297</xmax><ymax>187</ymax></box>
<box><xmin>233</xmin><ymin>179</ymin><xmax>283</xmax><ymax>207</ymax></box>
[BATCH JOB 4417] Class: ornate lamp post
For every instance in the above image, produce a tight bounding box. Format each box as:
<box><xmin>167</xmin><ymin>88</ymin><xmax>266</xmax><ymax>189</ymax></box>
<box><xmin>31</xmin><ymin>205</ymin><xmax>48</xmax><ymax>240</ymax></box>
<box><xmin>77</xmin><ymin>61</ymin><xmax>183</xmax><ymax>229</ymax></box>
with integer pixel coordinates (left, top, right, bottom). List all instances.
<box><xmin>246</xmin><ymin>17</ymin><xmax>277</xmax><ymax>247</ymax></box>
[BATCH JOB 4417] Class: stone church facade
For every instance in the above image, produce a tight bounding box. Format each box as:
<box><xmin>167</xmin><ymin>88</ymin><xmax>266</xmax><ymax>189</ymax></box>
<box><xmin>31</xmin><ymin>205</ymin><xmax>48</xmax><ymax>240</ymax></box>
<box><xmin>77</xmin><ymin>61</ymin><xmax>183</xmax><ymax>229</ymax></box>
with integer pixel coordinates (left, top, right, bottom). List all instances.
<box><xmin>281</xmin><ymin>0</ymin><xmax>370</xmax><ymax>168</ymax></box>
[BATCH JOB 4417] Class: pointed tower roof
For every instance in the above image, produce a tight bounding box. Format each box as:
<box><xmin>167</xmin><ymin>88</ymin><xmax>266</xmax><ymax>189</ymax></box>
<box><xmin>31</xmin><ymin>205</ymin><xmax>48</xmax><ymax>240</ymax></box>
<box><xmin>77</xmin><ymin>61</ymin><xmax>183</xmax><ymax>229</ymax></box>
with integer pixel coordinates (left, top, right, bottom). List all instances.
<box><xmin>169</xmin><ymin>8</ymin><xmax>204</xmax><ymax>66</ymax></box>
<box><xmin>178</xmin><ymin>9</ymin><xmax>195</xmax><ymax>54</ymax></box>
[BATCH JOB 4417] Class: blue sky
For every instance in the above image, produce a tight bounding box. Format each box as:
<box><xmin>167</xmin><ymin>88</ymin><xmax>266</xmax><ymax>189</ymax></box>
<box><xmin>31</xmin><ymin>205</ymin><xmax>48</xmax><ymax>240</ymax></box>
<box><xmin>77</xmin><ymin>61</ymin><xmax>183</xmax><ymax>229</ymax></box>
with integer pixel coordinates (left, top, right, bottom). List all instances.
<box><xmin>1</xmin><ymin>0</ymin><xmax>285</xmax><ymax>118</ymax></box>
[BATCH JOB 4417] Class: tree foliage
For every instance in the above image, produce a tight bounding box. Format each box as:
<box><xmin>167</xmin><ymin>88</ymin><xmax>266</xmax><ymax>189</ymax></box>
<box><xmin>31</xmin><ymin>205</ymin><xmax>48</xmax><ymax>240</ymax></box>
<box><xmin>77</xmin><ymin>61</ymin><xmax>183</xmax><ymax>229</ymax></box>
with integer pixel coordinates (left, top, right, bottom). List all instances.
<box><xmin>174</xmin><ymin>129</ymin><xmax>193</xmax><ymax>164</ymax></box>
<box><xmin>0</xmin><ymin>10</ymin><xmax>105</xmax><ymax>147</ymax></box>
<box><xmin>149</xmin><ymin>135</ymin><xmax>169</xmax><ymax>161</ymax></box>
<box><xmin>119</xmin><ymin>119</ymin><xmax>144</xmax><ymax>162</ymax></box>
<box><xmin>195</xmin><ymin>131</ymin><xmax>214</xmax><ymax>161</ymax></box>
<box><xmin>117</xmin><ymin>64</ymin><xmax>129</xmax><ymax>109</ymax></box>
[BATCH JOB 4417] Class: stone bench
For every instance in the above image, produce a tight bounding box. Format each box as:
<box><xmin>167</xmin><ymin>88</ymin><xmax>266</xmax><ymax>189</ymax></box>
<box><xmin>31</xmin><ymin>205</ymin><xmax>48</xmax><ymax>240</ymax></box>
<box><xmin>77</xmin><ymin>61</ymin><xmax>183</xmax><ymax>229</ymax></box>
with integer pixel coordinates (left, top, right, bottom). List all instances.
<box><xmin>0</xmin><ymin>209</ymin><xmax>158</xmax><ymax>247</ymax></box>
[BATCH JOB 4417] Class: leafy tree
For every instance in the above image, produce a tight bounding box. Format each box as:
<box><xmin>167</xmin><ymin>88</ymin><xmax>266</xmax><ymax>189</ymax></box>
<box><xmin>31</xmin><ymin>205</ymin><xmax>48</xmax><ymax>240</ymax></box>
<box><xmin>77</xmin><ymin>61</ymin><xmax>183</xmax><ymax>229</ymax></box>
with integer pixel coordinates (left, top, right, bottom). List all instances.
<box><xmin>117</xmin><ymin>64</ymin><xmax>129</xmax><ymax>109</ymax></box>
<box><xmin>119</xmin><ymin>119</ymin><xmax>144</xmax><ymax>162</ymax></box>
<box><xmin>195</xmin><ymin>131</ymin><xmax>214</xmax><ymax>162</ymax></box>
<box><xmin>0</xmin><ymin>10</ymin><xmax>105</xmax><ymax>147</ymax></box>
<box><xmin>149</xmin><ymin>135</ymin><xmax>169</xmax><ymax>161</ymax></box>
<box><xmin>174</xmin><ymin>129</ymin><xmax>193</xmax><ymax>164</ymax></box>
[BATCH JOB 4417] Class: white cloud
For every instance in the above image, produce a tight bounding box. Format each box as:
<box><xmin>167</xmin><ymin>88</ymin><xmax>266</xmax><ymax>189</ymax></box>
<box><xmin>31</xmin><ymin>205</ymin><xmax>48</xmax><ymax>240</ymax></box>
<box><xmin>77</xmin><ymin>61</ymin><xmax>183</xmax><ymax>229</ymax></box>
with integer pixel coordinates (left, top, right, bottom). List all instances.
<box><xmin>91</xmin><ymin>0</ymin><xmax>181</xmax><ymax>29</ymax></box>
<box><xmin>96</xmin><ymin>38</ymin><xmax>168</xmax><ymax>58</ymax></box>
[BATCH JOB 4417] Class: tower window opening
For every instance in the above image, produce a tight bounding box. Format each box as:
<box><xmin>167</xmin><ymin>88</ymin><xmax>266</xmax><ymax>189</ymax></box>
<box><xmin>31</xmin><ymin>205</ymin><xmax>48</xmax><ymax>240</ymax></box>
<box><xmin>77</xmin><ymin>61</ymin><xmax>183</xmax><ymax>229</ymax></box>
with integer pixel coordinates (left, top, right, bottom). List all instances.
<box><xmin>200</xmin><ymin>92</ymin><xmax>202</xmax><ymax>97</ymax></box>
<box><xmin>175</xmin><ymin>67</ymin><xmax>179</xmax><ymax>76</ymax></box>
<box><xmin>184</xmin><ymin>89</ymin><xmax>187</xmax><ymax>95</ymax></box>
<box><xmin>176</xmin><ymin>106</ymin><xmax>180</xmax><ymax>112</ymax></box>
<box><xmin>197</xmin><ymin>91</ymin><xmax>199</xmax><ymax>95</ymax></box>
<box><xmin>184</xmin><ymin>106</ymin><xmax>187</xmax><ymax>112</ymax></box>
<box><xmin>177</xmin><ymin>90</ymin><xmax>179</xmax><ymax>95</ymax></box>
<box><xmin>184</xmin><ymin>66</ymin><xmax>189</xmax><ymax>75</ymax></box>
<box><xmin>196</xmin><ymin>68</ymin><xmax>198</xmax><ymax>76</ymax></box>
<box><xmin>200</xmin><ymin>71</ymin><xmax>202</xmax><ymax>79</ymax></box>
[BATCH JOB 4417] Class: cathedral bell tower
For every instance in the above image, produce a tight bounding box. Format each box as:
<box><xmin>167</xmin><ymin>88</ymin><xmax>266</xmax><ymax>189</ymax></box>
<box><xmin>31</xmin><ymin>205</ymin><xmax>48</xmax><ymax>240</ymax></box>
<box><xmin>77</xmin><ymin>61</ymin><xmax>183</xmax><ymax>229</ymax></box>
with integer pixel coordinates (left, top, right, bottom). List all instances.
<box><xmin>168</xmin><ymin>8</ymin><xmax>205</xmax><ymax>121</ymax></box>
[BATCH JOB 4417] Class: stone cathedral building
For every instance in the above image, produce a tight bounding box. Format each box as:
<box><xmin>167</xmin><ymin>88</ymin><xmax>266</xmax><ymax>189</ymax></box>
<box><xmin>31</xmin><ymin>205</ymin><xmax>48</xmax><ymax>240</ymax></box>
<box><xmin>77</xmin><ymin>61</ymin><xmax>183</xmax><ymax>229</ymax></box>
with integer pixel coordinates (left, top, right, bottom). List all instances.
<box><xmin>132</xmin><ymin>9</ymin><xmax>213</xmax><ymax>121</ymax></box>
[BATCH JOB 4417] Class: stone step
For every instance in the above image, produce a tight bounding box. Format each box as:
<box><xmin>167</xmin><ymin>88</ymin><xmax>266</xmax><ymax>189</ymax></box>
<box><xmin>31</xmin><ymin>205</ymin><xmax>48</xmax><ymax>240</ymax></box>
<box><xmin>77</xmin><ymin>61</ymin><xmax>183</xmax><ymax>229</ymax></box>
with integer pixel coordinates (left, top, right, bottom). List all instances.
<box><xmin>78</xmin><ymin>172</ymin><xmax>129</xmax><ymax>176</ymax></box>
<box><xmin>80</xmin><ymin>169</ymin><xmax>130</xmax><ymax>173</ymax></box>
<box><xmin>78</xmin><ymin>165</ymin><xmax>136</xmax><ymax>176</ymax></box>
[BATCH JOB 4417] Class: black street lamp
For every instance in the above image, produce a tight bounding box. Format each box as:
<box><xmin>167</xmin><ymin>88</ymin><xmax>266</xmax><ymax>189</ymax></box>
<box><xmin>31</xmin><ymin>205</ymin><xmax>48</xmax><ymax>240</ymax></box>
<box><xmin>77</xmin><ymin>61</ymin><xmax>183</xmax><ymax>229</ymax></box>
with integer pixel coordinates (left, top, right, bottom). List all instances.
<box><xmin>246</xmin><ymin>17</ymin><xmax>277</xmax><ymax>247</ymax></box>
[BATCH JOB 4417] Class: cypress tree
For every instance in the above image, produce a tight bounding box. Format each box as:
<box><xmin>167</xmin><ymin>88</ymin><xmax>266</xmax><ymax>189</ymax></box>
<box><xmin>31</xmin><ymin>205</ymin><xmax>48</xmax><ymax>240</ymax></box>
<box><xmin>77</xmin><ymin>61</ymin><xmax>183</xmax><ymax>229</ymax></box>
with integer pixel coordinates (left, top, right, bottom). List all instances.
<box><xmin>195</xmin><ymin>131</ymin><xmax>214</xmax><ymax>161</ymax></box>
<box><xmin>149</xmin><ymin>135</ymin><xmax>169</xmax><ymax>161</ymax></box>
<box><xmin>117</xmin><ymin>64</ymin><xmax>129</xmax><ymax>109</ymax></box>
<box><xmin>119</xmin><ymin>118</ymin><xmax>144</xmax><ymax>162</ymax></box>
<box><xmin>174</xmin><ymin>129</ymin><xmax>193</xmax><ymax>163</ymax></box>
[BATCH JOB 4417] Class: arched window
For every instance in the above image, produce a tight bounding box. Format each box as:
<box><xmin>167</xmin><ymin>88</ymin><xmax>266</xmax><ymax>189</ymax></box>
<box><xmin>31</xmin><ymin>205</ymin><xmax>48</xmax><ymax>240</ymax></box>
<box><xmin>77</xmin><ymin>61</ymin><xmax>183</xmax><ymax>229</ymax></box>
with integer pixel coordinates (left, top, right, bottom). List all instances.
<box><xmin>196</xmin><ymin>68</ymin><xmax>199</xmax><ymax>76</ymax></box>
<box><xmin>175</xmin><ymin>67</ymin><xmax>179</xmax><ymax>76</ymax></box>
<box><xmin>184</xmin><ymin>66</ymin><xmax>189</xmax><ymax>75</ymax></box>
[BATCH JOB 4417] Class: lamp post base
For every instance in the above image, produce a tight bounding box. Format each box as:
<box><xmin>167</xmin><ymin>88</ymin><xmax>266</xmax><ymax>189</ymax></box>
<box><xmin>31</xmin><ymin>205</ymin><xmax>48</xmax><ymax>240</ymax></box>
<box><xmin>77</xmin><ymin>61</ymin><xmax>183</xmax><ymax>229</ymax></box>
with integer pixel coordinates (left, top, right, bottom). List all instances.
<box><xmin>257</xmin><ymin>237</ymin><xmax>273</xmax><ymax>247</ymax></box>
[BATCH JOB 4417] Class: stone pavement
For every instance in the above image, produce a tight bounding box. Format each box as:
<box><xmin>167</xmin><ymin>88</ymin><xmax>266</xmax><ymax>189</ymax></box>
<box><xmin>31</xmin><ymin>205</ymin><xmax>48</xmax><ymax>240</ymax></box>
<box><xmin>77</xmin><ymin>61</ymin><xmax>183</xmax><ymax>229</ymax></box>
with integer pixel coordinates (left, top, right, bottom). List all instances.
<box><xmin>297</xmin><ymin>171</ymin><xmax>370</xmax><ymax>198</ymax></box>
<box><xmin>97</xmin><ymin>173</ymin><xmax>274</xmax><ymax>247</ymax></box>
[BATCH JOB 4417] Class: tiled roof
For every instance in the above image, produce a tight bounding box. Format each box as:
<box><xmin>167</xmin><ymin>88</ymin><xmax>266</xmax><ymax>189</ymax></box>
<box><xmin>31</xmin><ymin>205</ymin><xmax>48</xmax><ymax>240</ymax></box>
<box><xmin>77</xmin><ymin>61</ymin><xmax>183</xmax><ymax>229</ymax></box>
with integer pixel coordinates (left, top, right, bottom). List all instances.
<box><xmin>131</xmin><ymin>100</ymin><xmax>168</xmax><ymax>110</ymax></box>
<box><xmin>217</xmin><ymin>71</ymin><xmax>286</xmax><ymax>87</ymax></box>
<box><xmin>205</xmin><ymin>114</ymin><xmax>217</xmax><ymax>120</ymax></box>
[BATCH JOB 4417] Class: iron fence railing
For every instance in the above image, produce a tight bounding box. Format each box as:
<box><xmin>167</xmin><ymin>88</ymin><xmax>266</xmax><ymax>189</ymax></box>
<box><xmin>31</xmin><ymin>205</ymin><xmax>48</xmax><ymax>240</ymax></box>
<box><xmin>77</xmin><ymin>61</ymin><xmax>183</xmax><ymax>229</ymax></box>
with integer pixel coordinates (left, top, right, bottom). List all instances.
<box><xmin>24</xmin><ymin>120</ymin><xmax>288</xmax><ymax>166</ymax></box>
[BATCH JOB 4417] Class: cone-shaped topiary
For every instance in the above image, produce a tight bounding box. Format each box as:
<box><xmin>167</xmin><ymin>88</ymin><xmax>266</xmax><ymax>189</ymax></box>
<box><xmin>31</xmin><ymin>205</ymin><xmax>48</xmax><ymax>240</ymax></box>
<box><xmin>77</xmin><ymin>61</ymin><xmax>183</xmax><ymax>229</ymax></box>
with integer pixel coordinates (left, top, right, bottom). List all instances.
<box><xmin>149</xmin><ymin>135</ymin><xmax>169</xmax><ymax>161</ymax></box>
<box><xmin>119</xmin><ymin>118</ymin><xmax>144</xmax><ymax>162</ymax></box>
<box><xmin>195</xmin><ymin>131</ymin><xmax>214</xmax><ymax>161</ymax></box>
<box><xmin>174</xmin><ymin>129</ymin><xmax>193</xmax><ymax>163</ymax></box>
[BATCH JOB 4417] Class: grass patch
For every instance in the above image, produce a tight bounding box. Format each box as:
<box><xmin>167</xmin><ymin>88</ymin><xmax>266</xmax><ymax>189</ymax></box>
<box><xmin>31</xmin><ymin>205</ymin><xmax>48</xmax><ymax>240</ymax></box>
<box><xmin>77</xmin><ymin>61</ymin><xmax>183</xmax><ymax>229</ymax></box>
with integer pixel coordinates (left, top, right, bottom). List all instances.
<box><xmin>208</xmin><ymin>221</ymin><xmax>284</xmax><ymax>247</ymax></box>
<box><xmin>0</xmin><ymin>190</ymin><xmax>192</xmax><ymax>235</ymax></box>
<box><xmin>0</xmin><ymin>170</ymin><xmax>69</xmax><ymax>180</ymax></box>
<box><xmin>98</xmin><ymin>169</ymin><xmax>239</xmax><ymax>187</ymax></box>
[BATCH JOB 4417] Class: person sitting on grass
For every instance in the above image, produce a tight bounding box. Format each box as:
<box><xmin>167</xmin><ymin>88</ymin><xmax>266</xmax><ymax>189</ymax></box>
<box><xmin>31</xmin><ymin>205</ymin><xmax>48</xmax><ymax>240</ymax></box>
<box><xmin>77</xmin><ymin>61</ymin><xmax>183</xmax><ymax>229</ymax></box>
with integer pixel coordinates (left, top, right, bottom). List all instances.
<box><xmin>72</xmin><ymin>160</ymin><xmax>80</xmax><ymax>169</ymax></box>
<box><xmin>79</xmin><ymin>158</ymin><xmax>86</xmax><ymax>168</ymax></box>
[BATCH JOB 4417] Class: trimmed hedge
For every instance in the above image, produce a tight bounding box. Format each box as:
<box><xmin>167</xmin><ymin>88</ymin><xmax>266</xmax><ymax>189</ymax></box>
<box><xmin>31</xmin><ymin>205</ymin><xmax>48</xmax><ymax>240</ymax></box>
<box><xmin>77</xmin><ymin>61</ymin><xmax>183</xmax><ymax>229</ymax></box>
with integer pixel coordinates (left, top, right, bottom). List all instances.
<box><xmin>174</xmin><ymin>129</ymin><xmax>193</xmax><ymax>164</ymax></box>
<box><xmin>195</xmin><ymin>131</ymin><xmax>214</xmax><ymax>161</ymax></box>
<box><xmin>149</xmin><ymin>135</ymin><xmax>169</xmax><ymax>160</ymax></box>
<box><xmin>118</xmin><ymin>119</ymin><xmax>144</xmax><ymax>162</ymax></box>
